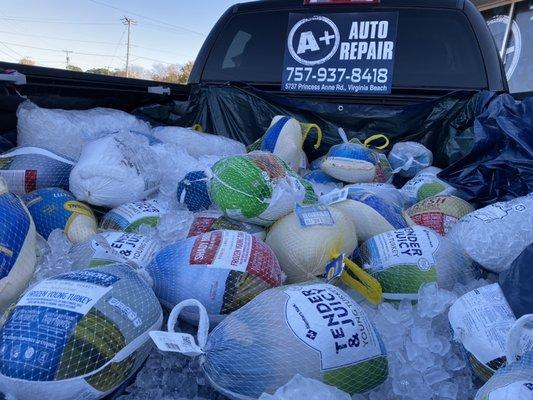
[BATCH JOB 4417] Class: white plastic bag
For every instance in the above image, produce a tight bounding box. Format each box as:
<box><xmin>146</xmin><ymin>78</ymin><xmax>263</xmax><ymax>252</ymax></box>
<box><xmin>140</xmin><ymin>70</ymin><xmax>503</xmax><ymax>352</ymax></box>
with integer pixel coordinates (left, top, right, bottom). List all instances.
<box><xmin>447</xmin><ymin>194</ymin><xmax>533</xmax><ymax>273</ymax></box>
<box><xmin>401</xmin><ymin>167</ymin><xmax>458</xmax><ymax>206</ymax></box>
<box><xmin>69</xmin><ymin>132</ymin><xmax>160</xmax><ymax>207</ymax></box>
<box><xmin>388</xmin><ymin>141</ymin><xmax>433</xmax><ymax>178</ymax></box>
<box><xmin>17</xmin><ymin>100</ymin><xmax>150</xmax><ymax>159</ymax></box>
<box><xmin>152</xmin><ymin>126</ymin><xmax>245</xmax><ymax>158</ymax></box>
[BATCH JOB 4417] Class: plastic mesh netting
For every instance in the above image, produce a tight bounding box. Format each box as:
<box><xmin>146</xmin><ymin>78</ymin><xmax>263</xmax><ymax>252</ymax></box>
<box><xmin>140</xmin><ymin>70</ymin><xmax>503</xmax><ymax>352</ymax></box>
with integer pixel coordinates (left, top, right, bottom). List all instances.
<box><xmin>184</xmin><ymin>283</ymin><xmax>389</xmax><ymax>398</ymax></box>
<box><xmin>147</xmin><ymin>230</ymin><xmax>282</xmax><ymax>325</ymax></box>
<box><xmin>0</xmin><ymin>264</ymin><xmax>163</xmax><ymax>400</ymax></box>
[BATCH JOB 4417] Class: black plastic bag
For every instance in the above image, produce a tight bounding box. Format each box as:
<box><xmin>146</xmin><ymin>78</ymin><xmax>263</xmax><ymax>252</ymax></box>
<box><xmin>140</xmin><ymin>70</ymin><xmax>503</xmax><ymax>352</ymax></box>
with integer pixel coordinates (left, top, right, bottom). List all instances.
<box><xmin>499</xmin><ymin>243</ymin><xmax>533</xmax><ymax>319</ymax></box>
<box><xmin>439</xmin><ymin>94</ymin><xmax>533</xmax><ymax>208</ymax></box>
<box><xmin>134</xmin><ymin>84</ymin><xmax>483</xmax><ymax>166</ymax></box>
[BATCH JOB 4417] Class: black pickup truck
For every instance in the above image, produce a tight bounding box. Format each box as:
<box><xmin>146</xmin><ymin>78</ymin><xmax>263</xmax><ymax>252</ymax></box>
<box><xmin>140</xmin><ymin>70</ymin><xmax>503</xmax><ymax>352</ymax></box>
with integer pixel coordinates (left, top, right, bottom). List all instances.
<box><xmin>0</xmin><ymin>0</ymin><xmax>507</xmax><ymax>146</ymax></box>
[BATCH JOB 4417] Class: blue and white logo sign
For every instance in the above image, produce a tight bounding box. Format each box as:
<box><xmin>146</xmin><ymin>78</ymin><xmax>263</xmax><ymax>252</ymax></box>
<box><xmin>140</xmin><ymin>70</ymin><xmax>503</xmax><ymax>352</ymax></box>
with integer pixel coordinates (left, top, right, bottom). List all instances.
<box><xmin>288</xmin><ymin>16</ymin><xmax>341</xmax><ymax>66</ymax></box>
<box><xmin>283</xmin><ymin>12</ymin><xmax>398</xmax><ymax>95</ymax></box>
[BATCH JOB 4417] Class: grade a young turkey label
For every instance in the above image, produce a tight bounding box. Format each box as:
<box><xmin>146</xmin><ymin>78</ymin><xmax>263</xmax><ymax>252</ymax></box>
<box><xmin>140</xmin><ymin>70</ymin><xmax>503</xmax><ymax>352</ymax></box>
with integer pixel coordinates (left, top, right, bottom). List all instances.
<box><xmin>284</xmin><ymin>284</ymin><xmax>382</xmax><ymax>371</ymax></box>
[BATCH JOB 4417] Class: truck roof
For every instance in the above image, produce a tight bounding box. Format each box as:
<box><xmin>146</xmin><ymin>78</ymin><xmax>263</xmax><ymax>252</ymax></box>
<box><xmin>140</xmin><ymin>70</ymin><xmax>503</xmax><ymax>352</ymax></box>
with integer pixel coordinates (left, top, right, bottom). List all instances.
<box><xmin>232</xmin><ymin>0</ymin><xmax>466</xmax><ymax>12</ymax></box>
<box><xmin>190</xmin><ymin>0</ymin><xmax>507</xmax><ymax>95</ymax></box>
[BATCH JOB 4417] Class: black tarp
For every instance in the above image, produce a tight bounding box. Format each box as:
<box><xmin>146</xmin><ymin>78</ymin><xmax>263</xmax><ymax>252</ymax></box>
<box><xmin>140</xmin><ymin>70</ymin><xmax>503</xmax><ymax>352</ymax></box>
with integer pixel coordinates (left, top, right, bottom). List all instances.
<box><xmin>135</xmin><ymin>84</ymin><xmax>486</xmax><ymax>169</ymax></box>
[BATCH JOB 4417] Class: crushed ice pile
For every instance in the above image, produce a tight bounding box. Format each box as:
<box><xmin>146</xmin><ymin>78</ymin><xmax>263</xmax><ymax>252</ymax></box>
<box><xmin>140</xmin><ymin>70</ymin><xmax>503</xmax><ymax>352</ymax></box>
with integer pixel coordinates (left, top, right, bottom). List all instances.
<box><xmin>356</xmin><ymin>280</ymin><xmax>492</xmax><ymax>400</ymax></box>
<box><xmin>117</xmin><ymin>350</ymin><xmax>226</xmax><ymax>400</ymax></box>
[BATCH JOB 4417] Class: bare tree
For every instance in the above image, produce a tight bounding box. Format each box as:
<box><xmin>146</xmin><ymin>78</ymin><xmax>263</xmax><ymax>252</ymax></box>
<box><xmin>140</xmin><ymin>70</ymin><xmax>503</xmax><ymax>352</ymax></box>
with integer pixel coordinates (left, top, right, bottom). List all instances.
<box><xmin>151</xmin><ymin>60</ymin><xmax>194</xmax><ymax>84</ymax></box>
<box><xmin>19</xmin><ymin>57</ymin><xmax>36</xmax><ymax>65</ymax></box>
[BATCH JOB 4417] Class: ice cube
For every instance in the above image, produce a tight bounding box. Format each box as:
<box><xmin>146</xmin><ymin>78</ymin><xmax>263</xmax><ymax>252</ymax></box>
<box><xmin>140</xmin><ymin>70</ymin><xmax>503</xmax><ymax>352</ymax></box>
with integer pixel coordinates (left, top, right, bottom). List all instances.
<box><xmin>411</xmin><ymin>326</ymin><xmax>429</xmax><ymax>347</ymax></box>
<box><xmin>378</xmin><ymin>302</ymin><xmax>402</xmax><ymax>324</ymax></box>
<box><xmin>30</xmin><ymin>229</ymin><xmax>73</xmax><ymax>285</ymax></box>
<box><xmin>423</xmin><ymin>367</ymin><xmax>450</xmax><ymax>386</ymax></box>
<box><xmin>438</xmin><ymin>381</ymin><xmax>459</xmax><ymax>399</ymax></box>
<box><xmin>258</xmin><ymin>374</ymin><xmax>351</xmax><ymax>400</ymax></box>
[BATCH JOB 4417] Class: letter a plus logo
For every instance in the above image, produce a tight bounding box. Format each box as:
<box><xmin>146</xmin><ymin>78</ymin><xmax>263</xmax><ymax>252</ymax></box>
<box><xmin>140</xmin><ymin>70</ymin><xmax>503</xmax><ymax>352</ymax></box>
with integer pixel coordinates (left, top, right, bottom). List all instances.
<box><xmin>288</xmin><ymin>15</ymin><xmax>340</xmax><ymax>66</ymax></box>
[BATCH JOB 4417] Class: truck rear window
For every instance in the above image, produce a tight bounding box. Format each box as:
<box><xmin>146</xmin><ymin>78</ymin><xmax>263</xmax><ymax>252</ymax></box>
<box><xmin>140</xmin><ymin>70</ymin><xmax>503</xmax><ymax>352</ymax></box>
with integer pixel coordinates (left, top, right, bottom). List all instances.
<box><xmin>202</xmin><ymin>8</ymin><xmax>487</xmax><ymax>90</ymax></box>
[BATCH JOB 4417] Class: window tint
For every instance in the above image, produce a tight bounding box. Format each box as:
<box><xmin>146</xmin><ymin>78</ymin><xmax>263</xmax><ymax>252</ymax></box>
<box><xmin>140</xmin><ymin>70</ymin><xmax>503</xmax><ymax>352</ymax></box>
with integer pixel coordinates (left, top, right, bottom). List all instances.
<box><xmin>203</xmin><ymin>8</ymin><xmax>487</xmax><ymax>89</ymax></box>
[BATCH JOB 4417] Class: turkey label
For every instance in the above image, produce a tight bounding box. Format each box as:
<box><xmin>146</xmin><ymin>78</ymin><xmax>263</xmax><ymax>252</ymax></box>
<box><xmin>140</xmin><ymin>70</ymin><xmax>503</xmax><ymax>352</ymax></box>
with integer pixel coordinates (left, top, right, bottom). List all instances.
<box><xmin>284</xmin><ymin>284</ymin><xmax>382</xmax><ymax>371</ymax></box>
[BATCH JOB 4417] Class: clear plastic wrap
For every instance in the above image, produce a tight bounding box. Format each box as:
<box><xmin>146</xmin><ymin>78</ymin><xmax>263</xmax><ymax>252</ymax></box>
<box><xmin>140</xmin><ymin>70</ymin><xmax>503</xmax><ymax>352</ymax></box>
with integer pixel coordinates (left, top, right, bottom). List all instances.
<box><xmin>0</xmin><ymin>180</ymin><xmax>36</xmax><ymax>311</ymax></box>
<box><xmin>151</xmin><ymin>126</ymin><xmax>245</xmax><ymax>158</ymax></box>
<box><xmin>17</xmin><ymin>101</ymin><xmax>151</xmax><ymax>160</ymax></box>
<box><xmin>322</xmin><ymin>187</ymin><xmax>411</xmax><ymax>243</ymax></box>
<box><xmin>405</xmin><ymin>195</ymin><xmax>474</xmax><ymax>235</ymax></box>
<box><xmin>388</xmin><ymin>141</ymin><xmax>433</xmax><ymax>178</ymax></box>
<box><xmin>265</xmin><ymin>205</ymin><xmax>357</xmax><ymax>283</ymax></box>
<box><xmin>353</xmin><ymin>226</ymin><xmax>474</xmax><ymax>301</ymax></box>
<box><xmin>152</xmin><ymin>283</ymin><xmax>388</xmax><ymax>398</ymax></box>
<box><xmin>209</xmin><ymin>152</ymin><xmax>317</xmax><ymax>226</ymax></box>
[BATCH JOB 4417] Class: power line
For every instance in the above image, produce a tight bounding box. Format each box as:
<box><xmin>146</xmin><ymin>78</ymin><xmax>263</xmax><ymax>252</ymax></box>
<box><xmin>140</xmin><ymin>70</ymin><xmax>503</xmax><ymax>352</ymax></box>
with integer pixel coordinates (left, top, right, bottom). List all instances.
<box><xmin>0</xmin><ymin>40</ymin><xmax>126</xmax><ymax>58</ymax></box>
<box><xmin>0</xmin><ymin>47</ymin><xmax>18</xmax><ymax>61</ymax></box>
<box><xmin>0</xmin><ymin>29</ymin><xmax>124</xmax><ymax>46</ymax></box>
<box><xmin>87</xmin><ymin>0</ymin><xmax>206</xmax><ymax>36</ymax></box>
<box><xmin>131</xmin><ymin>55</ymin><xmax>179</xmax><ymax>65</ymax></box>
<box><xmin>0</xmin><ymin>30</ymin><xmax>190</xmax><ymax>57</ymax></box>
<box><xmin>0</xmin><ymin>42</ymin><xmax>23</xmax><ymax>59</ymax></box>
<box><xmin>0</xmin><ymin>16</ymin><xmax>116</xmax><ymax>25</ymax></box>
<box><xmin>107</xmin><ymin>28</ymin><xmax>127</xmax><ymax>70</ymax></box>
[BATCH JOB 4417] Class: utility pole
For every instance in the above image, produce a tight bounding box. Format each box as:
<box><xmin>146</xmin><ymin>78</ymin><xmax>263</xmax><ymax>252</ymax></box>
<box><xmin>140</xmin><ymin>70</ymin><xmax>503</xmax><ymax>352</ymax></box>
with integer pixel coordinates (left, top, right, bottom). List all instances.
<box><xmin>121</xmin><ymin>16</ymin><xmax>136</xmax><ymax>77</ymax></box>
<box><xmin>63</xmin><ymin>50</ymin><xmax>72</xmax><ymax>69</ymax></box>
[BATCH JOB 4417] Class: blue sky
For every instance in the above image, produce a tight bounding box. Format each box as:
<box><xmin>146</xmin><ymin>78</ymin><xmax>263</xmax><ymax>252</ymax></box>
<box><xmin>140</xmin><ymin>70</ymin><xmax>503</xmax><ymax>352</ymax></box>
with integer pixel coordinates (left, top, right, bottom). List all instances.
<box><xmin>0</xmin><ymin>0</ymin><xmax>243</xmax><ymax>71</ymax></box>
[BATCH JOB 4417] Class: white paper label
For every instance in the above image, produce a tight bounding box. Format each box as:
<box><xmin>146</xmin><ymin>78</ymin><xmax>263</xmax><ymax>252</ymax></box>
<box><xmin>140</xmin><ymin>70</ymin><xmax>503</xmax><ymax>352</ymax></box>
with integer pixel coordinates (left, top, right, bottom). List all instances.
<box><xmin>17</xmin><ymin>278</ymin><xmax>112</xmax><ymax>315</ymax></box>
<box><xmin>102</xmin><ymin>231</ymin><xmax>159</xmax><ymax>268</ymax></box>
<box><xmin>449</xmin><ymin>283</ymin><xmax>515</xmax><ymax>364</ymax></box>
<box><xmin>284</xmin><ymin>284</ymin><xmax>383</xmax><ymax>371</ymax></box>
<box><xmin>488</xmin><ymin>381</ymin><xmax>533</xmax><ymax>400</ymax></box>
<box><xmin>114</xmin><ymin>199</ymin><xmax>164</xmax><ymax>220</ymax></box>
<box><xmin>363</xmin><ymin>226</ymin><xmax>439</xmax><ymax>273</ymax></box>
<box><xmin>319</xmin><ymin>188</ymin><xmax>349</xmax><ymax>205</ymax></box>
<box><xmin>189</xmin><ymin>230</ymin><xmax>252</xmax><ymax>272</ymax></box>
<box><xmin>149</xmin><ymin>331</ymin><xmax>204</xmax><ymax>356</ymax></box>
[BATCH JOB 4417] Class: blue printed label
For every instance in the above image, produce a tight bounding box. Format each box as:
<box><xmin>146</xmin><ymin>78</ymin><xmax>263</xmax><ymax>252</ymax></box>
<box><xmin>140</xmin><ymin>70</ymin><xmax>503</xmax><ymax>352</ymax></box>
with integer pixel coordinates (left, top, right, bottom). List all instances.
<box><xmin>295</xmin><ymin>204</ymin><xmax>334</xmax><ymax>227</ymax></box>
<box><xmin>328</xmin><ymin>143</ymin><xmax>375</xmax><ymax>163</ymax></box>
<box><xmin>0</xmin><ymin>306</ymin><xmax>83</xmax><ymax>381</ymax></box>
<box><xmin>261</xmin><ymin>116</ymin><xmax>291</xmax><ymax>152</ymax></box>
<box><xmin>325</xmin><ymin>254</ymin><xmax>345</xmax><ymax>282</ymax></box>
<box><xmin>346</xmin><ymin>189</ymin><xmax>407</xmax><ymax>229</ymax></box>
